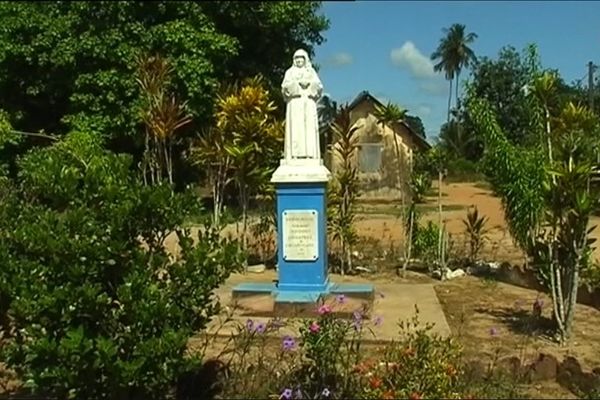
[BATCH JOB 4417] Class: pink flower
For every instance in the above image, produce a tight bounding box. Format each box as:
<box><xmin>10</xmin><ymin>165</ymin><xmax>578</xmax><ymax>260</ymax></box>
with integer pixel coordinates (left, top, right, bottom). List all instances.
<box><xmin>317</xmin><ymin>304</ymin><xmax>332</xmax><ymax>315</ymax></box>
<box><xmin>309</xmin><ymin>321</ymin><xmax>321</xmax><ymax>333</ymax></box>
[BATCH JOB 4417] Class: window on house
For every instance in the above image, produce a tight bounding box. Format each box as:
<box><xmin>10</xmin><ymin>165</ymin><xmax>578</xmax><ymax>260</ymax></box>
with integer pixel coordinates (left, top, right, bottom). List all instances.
<box><xmin>358</xmin><ymin>143</ymin><xmax>383</xmax><ymax>173</ymax></box>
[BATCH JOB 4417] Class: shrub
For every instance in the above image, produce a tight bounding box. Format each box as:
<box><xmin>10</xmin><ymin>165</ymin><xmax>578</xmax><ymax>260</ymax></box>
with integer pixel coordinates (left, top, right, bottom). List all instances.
<box><xmin>412</xmin><ymin>219</ymin><xmax>441</xmax><ymax>266</ymax></box>
<box><xmin>214</xmin><ymin>303</ymin><xmax>526</xmax><ymax>399</ymax></box>
<box><xmin>0</xmin><ymin>131</ymin><xmax>243</xmax><ymax>399</ymax></box>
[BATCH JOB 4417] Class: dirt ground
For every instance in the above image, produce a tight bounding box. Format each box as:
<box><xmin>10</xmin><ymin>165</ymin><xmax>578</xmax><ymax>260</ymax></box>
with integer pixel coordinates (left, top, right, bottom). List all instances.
<box><xmin>355</xmin><ymin>181</ymin><xmax>600</xmax><ymax>264</ymax></box>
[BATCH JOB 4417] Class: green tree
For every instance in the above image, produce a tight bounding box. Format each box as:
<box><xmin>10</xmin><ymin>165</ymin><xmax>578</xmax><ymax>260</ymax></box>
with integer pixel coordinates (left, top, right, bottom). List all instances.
<box><xmin>0</xmin><ymin>1</ymin><xmax>328</xmax><ymax>177</ymax></box>
<box><xmin>317</xmin><ymin>94</ymin><xmax>338</xmax><ymax>160</ymax></box>
<box><xmin>431</xmin><ymin>23</ymin><xmax>478</xmax><ymax>124</ymax></box>
<box><xmin>0</xmin><ymin>131</ymin><xmax>243</xmax><ymax>399</ymax></box>
<box><xmin>405</xmin><ymin>114</ymin><xmax>426</xmax><ymax>138</ymax></box>
<box><xmin>465</xmin><ymin>44</ymin><xmax>543</xmax><ymax>146</ymax></box>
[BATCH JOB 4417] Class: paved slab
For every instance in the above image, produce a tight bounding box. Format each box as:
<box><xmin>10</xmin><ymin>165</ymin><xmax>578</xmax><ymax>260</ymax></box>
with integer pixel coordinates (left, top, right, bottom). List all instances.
<box><xmin>206</xmin><ymin>271</ymin><xmax>451</xmax><ymax>343</ymax></box>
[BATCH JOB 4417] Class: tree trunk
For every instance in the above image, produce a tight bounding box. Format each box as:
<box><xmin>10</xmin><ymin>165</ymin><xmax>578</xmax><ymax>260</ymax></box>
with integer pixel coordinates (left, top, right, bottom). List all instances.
<box><xmin>455</xmin><ymin>70</ymin><xmax>461</xmax><ymax>110</ymax></box>
<box><xmin>438</xmin><ymin>170</ymin><xmax>444</xmax><ymax>271</ymax></box>
<box><xmin>446</xmin><ymin>79</ymin><xmax>453</xmax><ymax>124</ymax></box>
<box><xmin>402</xmin><ymin>205</ymin><xmax>415</xmax><ymax>278</ymax></box>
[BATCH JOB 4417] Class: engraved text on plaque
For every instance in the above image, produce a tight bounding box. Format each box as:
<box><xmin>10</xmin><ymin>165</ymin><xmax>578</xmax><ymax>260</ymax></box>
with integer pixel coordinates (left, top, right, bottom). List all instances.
<box><xmin>282</xmin><ymin>210</ymin><xmax>318</xmax><ymax>261</ymax></box>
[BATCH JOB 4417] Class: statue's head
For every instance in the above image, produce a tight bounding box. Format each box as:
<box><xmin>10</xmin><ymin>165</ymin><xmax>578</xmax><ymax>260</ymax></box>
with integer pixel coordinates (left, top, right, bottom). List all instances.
<box><xmin>293</xmin><ymin>49</ymin><xmax>310</xmax><ymax>68</ymax></box>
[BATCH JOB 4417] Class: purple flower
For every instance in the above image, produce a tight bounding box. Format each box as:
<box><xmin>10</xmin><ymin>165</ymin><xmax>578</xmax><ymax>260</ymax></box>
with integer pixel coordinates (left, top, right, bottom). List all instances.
<box><xmin>352</xmin><ymin>310</ymin><xmax>363</xmax><ymax>331</ymax></box>
<box><xmin>373</xmin><ymin>315</ymin><xmax>383</xmax><ymax>327</ymax></box>
<box><xmin>489</xmin><ymin>327</ymin><xmax>499</xmax><ymax>337</ymax></box>
<box><xmin>245</xmin><ymin>319</ymin><xmax>254</xmax><ymax>331</ymax></box>
<box><xmin>254</xmin><ymin>322</ymin><xmax>266</xmax><ymax>334</ymax></box>
<box><xmin>280</xmin><ymin>388</ymin><xmax>293</xmax><ymax>400</ymax></box>
<box><xmin>336</xmin><ymin>294</ymin><xmax>346</xmax><ymax>304</ymax></box>
<box><xmin>321</xmin><ymin>388</ymin><xmax>331</xmax><ymax>397</ymax></box>
<box><xmin>282</xmin><ymin>335</ymin><xmax>296</xmax><ymax>351</ymax></box>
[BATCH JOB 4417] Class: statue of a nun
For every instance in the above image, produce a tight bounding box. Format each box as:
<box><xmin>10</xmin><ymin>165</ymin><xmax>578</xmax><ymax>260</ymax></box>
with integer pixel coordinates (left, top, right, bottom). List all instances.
<box><xmin>281</xmin><ymin>49</ymin><xmax>323</xmax><ymax>160</ymax></box>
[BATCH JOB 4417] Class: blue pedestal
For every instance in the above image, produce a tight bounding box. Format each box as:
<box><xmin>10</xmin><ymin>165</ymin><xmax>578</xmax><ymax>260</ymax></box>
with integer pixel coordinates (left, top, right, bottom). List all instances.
<box><xmin>232</xmin><ymin>178</ymin><xmax>374</xmax><ymax>305</ymax></box>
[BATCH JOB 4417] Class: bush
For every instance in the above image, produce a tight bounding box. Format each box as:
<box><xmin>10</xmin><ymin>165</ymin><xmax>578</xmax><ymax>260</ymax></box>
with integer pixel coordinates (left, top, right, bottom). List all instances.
<box><xmin>0</xmin><ymin>131</ymin><xmax>243</xmax><ymax>399</ymax></box>
<box><xmin>412</xmin><ymin>219</ymin><xmax>441</xmax><ymax>266</ymax></box>
<box><xmin>215</xmin><ymin>301</ymin><xmax>526</xmax><ymax>400</ymax></box>
<box><xmin>445</xmin><ymin>157</ymin><xmax>483</xmax><ymax>182</ymax></box>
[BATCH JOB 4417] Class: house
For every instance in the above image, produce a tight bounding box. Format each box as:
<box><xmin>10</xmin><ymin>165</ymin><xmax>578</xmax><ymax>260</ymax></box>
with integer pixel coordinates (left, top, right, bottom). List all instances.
<box><xmin>328</xmin><ymin>91</ymin><xmax>431</xmax><ymax>196</ymax></box>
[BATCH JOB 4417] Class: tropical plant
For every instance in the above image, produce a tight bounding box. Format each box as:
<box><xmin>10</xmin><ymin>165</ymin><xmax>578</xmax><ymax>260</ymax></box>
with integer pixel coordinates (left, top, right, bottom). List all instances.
<box><xmin>373</xmin><ymin>102</ymin><xmax>408</xmax><ymax>190</ymax></box>
<box><xmin>191</xmin><ymin>76</ymin><xmax>282</xmax><ymax>249</ymax></box>
<box><xmin>530</xmin><ymin>102</ymin><xmax>600</xmax><ymax>343</ymax></box>
<box><xmin>431</xmin><ymin>23</ymin><xmax>478</xmax><ymax>123</ymax></box>
<box><xmin>329</xmin><ymin>105</ymin><xmax>361</xmax><ymax>275</ymax></box>
<box><xmin>189</xmin><ymin>125</ymin><xmax>232</xmax><ymax>226</ymax></box>
<box><xmin>318</xmin><ymin>94</ymin><xmax>338</xmax><ymax>162</ymax></box>
<box><xmin>466</xmin><ymin>94</ymin><xmax>545</xmax><ymax>255</ymax></box>
<box><xmin>462</xmin><ymin>206</ymin><xmax>489</xmax><ymax>264</ymax></box>
<box><xmin>467</xmin><ymin>91</ymin><xmax>600</xmax><ymax>344</ymax></box>
<box><xmin>409</xmin><ymin>172</ymin><xmax>431</xmax><ymax>204</ymax></box>
<box><xmin>0</xmin><ymin>131</ymin><xmax>243</xmax><ymax>399</ymax></box>
<box><xmin>136</xmin><ymin>53</ymin><xmax>192</xmax><ymax>185</ymax></box>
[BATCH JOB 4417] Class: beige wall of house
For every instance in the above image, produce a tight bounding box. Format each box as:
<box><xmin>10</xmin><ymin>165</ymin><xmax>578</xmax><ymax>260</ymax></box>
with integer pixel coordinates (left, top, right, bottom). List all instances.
<box><xmin>328</xmin><ymin>98</ymin><xmax>418</xmax><ymax>197</ymax></box>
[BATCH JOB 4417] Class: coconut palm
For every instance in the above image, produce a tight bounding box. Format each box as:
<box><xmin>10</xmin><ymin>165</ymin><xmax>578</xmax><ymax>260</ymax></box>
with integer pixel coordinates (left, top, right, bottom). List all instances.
<box><xmin>317</xmin><ymin>95</ymin><xmax>338</xmax><ymax>161</ymax></box>
<box><xmin>431</xmin><ymin>23</ymin><xmax>478</xmax><ymax>123</ymax></box>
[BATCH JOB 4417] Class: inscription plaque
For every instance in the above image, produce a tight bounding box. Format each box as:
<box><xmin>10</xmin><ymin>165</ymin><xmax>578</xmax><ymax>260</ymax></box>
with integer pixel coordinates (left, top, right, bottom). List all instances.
<box><xmin>282</xmin><ymin>210</ymin><xmax>318</xmax><ymax>261</ymax></box>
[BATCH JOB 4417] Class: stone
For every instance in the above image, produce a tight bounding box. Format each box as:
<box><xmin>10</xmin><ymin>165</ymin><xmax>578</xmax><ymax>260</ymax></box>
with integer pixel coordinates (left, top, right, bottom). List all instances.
<box><xmin>557</xmin><ymin>356</ymin><xmax>584</xmax><ymax>393</ymax></box>
<box><xmin>498</xmin><ymin>356</ymin><xmax>524</xmax><ymax>378</ymax></box>
<box><xmin>247</xmin><ymin>264</ymin><xmax>266</xmax><ymax>273</ymax></box>
<box><xmin>446</xmin><ymin>268</ymin><xmax>466</xmax><ymax>280</ymax></box>
<box><xmin>527</xmin><ymin>353</ymin><xmax>558</xmax><ymax>382</ymax></box>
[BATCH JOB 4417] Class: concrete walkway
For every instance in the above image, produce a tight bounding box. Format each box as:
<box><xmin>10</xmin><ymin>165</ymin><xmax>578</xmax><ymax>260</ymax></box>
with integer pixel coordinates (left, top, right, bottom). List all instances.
<box><xmin>207</xmin><ymin>270</ymin><xmax>451</xmax><ymax>343</ymax></box>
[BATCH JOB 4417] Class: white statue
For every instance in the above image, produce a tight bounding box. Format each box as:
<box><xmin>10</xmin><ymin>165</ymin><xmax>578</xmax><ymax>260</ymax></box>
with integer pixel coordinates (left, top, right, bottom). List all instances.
<box><xmin>281</xmin><ymin>49</ymin><xmax>323</xmax><ymax>160</ymax></box>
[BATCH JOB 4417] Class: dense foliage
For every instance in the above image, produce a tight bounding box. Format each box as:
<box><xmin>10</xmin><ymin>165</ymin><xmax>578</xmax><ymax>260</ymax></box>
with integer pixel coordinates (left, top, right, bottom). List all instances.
<box><xmin>0</xmin><ymin>1</ymin><xmax>328</xmax><ymax>181</ymax></box>
<box><xmin>0</xmin><ymin>131</ymin><xmax>243</xmax><ymax>399</ymax></box>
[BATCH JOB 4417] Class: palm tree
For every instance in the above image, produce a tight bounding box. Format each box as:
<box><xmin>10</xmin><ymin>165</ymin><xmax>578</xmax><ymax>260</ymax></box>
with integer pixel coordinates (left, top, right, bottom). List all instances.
<box><xmin>373</xmin><ymin>102</ymin><xmax>408</xmax><ymax>186</ymax></box>
<box><xmin>431</xmin><ymin>23</ymin><xmax>478</xmax><ymax>123</ymax></box>
<box><xmin>317</xmin><ymin>95</ymin><xmax>338</xmax><ymax>164</ymax></box>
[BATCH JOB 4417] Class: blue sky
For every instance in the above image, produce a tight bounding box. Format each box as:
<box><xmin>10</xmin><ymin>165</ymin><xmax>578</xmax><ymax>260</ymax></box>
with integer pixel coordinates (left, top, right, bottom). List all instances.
<box><xmin>313</xmin><ymin>0</ymin><xmax>600</xmax><ymax>140</ymax></box>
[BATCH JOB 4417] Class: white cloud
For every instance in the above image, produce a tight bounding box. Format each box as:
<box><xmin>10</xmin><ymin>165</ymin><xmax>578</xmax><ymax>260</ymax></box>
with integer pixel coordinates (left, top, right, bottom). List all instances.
<box><xmin>329</xmin><ymin>52</ymin><xmax>353</xmax><ymax>67</ymax></box>
<box><xmin>390</xmin><ymin>41</ymin><xmax>436</xmax><ymax>79</ymax></box>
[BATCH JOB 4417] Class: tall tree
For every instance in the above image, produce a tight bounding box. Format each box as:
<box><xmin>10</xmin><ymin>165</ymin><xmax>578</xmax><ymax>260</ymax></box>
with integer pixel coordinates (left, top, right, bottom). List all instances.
<box><xmin>431</xmin><ymin>23</ymin><xmax>478</xmax><ymax>123</ymax></box>
<box><xmin>465</xmin><ymin>44</ymin><xmax>543</xmax><ymax>146</ymax></box>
